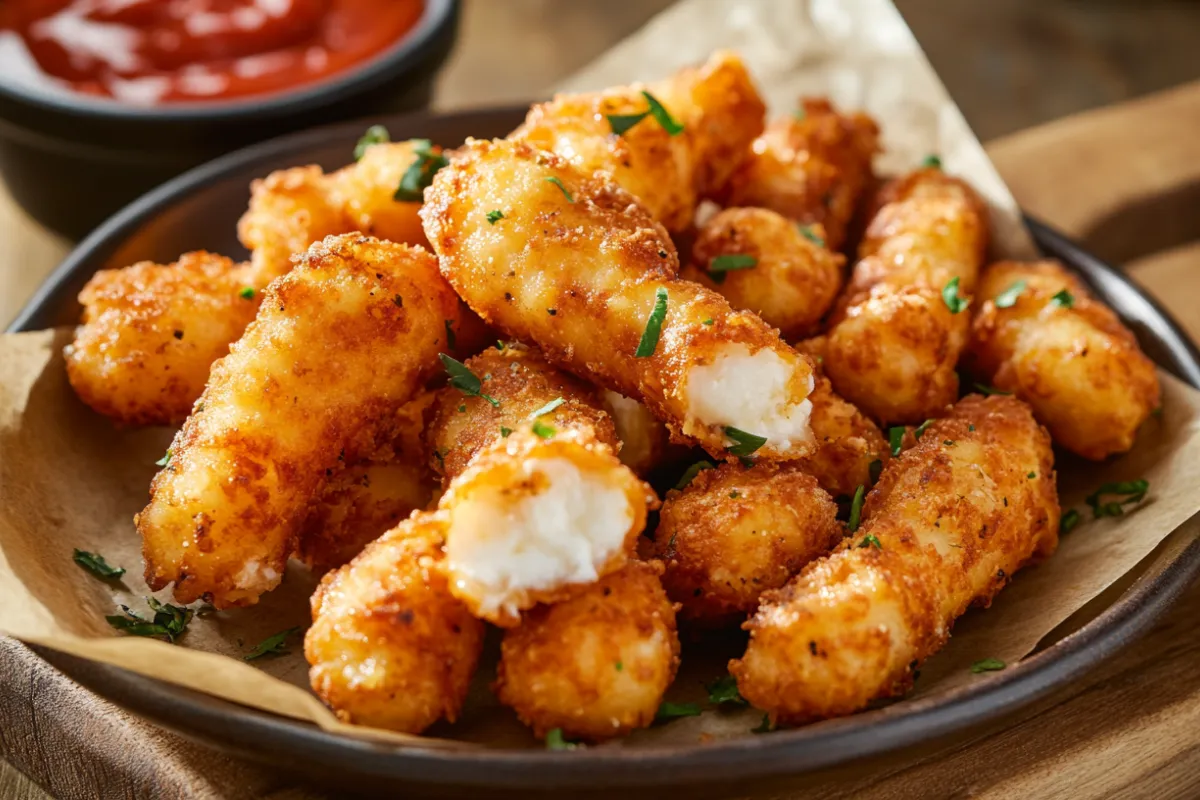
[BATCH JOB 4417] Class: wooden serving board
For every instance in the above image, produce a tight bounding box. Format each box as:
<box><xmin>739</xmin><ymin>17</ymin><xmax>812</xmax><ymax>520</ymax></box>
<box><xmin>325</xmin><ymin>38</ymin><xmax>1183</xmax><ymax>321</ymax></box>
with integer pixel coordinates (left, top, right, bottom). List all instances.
<box><xmin>2</xmin><ymin>73</ymin><xmax>1199</xmax><ymax>800</ymax></box>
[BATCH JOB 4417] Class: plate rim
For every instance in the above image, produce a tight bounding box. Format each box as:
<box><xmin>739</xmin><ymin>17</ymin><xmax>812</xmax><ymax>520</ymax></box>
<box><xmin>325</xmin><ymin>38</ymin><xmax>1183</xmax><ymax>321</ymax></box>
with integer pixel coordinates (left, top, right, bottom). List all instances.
<box><xmin>12</xmin><ymin>106</ymin><xmax>1200</xmax><ymax>792</ymax></box>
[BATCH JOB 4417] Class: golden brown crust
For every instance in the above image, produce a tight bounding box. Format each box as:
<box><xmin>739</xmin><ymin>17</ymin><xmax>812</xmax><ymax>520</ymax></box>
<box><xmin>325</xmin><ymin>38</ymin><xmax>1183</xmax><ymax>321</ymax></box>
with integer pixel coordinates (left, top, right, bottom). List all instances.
<box><xmin>64</xmin><ymin>252</ymin><xmax>259</xmax><ymax>427</ymax></box>
<box><xmin>796</xmin><ymin>374</ymin><xmax>890</xmax><ymax>497</ymax></box>
<box><xmin>684</xmin><ymin>209</ymin><xmax>844</xmax><ymax>339</ymax></box>
<box><xmin>654</xmin><ymin>463</ymin><xmax>842</xmax><ymax>626</ymax></box>
<box><xmin>731</xmin><ymin>395</ymin><xmax>1059</xmax><ymax>725</ymax></box>
<box><xmin>305</xmin><ymin>513</ymin><xmax>485</xmax><ymax>733</ymax></box>
<box><xmin>718</xmin><ymin>99</ymin><xmax>880</xmax><ymax>250</ymax></box>
<box><xmin>328</xmin><ymin>141</ymin><xmax>430</xmax><ymax>246</ymax></box>
<box><xmin>968</xmin><ymin>260</ymin><xmax>1161</xmax><ymax>460</ymax></box>
<box><xmin>136</xmin><ymin>235</ymin><xmax>459</xmax><ymax>608</ymax></box>
<box><xmin>493</xmin><ymin>560</ymin><xmax>680</xmax><ymax>741</ymax></box>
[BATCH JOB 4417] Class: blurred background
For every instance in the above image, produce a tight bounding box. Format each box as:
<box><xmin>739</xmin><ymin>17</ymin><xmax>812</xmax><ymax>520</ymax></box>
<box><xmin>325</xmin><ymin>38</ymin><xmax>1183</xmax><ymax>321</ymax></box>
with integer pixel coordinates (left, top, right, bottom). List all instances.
<box><xmin>436</xmin><ymin>0</ymin><xmax>1200</xmax><ymax>140</ymax></box>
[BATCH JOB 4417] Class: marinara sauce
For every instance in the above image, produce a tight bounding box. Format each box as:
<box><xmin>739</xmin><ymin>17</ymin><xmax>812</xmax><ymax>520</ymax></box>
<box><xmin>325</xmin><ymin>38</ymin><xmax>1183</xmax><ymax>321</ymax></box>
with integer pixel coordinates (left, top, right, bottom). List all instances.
<box><xmin>0</xmin><ymin>0</ymin><xmax>424</xmax><ymax>105</ymax></box>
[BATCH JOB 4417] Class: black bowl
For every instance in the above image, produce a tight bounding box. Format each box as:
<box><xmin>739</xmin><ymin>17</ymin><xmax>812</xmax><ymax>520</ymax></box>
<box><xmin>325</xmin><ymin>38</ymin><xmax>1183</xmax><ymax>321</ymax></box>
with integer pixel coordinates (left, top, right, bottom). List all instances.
<box><xmin>0</xmin><ymin>0</ymin><xmax>459</xmax><ymax>241</ymax></box>
<box><xmin>11</xmin><ymin>107</ymin><xmax>1200</xmax><ymax>798</ymax></box>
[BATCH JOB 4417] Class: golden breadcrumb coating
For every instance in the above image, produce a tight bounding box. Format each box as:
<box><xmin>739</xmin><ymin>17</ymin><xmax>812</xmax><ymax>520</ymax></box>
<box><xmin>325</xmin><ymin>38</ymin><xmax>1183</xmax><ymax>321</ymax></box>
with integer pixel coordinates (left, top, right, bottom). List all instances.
<box><xmin>654</xmin><ymin>463</ymin><xmax>842</xmax><ymax>627</ymax></box>
<box><xmin>512</xmin><ymin>50</ymin><xmax>765</xmax><ymax>232</ymax></box>
<box><xmin>425</xmin><ymin>344</ymin><xmax>618</xmax><ymax>484</ymax></box>
<box><xmin>421</xmin><ymin>137</ymin><xmax>818</xmax><ymax>462</ymax></box>
<box><xmin>825</xmin><ymin>168</ymin><xmax>989</xmax><ymax>423</ymax></box>
<box><xmin>797</xmin><ymin>374</ymin><xmax>890</xmax><ymax>498</ymax></box>
<box><xmin>137</xmin><ymin>235</ymin><xmax>459</xmax><ymax>608</ymax></box>
<box><xmin>328</xmin><ymin>141</ymin><xmax>430</xmax><ymax>246</ymax></box>
<box><xmin>732</xmin><ymin>395</ymin><xmax>1059</xmax><ymax>725</ymax></box>
<box><xmin>684</xmin><ymin>209</ymin><xmax>844</xmax><ymax>339</ymax></box>
<box><xmin>306</xmin><ymin>513</ymin><xmax>485</xmax><ymax>733</ymax></box>
<box><xmin>968</xmin><ymin>260</ymin><xmax>1161</xmax><ymax>460</ymax></box>
<box><xmin>64</xmin><ymin>252</ymin><xmax>259</xmax><ymax>427</ymax></box>
<box><xmin>436</xmin><ymin>427</ymin><xmax>654</xmax><ymax>626</ymax></box>
<box><xmin>718</xmin><ymin>99</ymin><xmax>880</xmax><ymax>250</ymax></box>
<box><xmin>494</xmin><ymin>560</ymin><xmax>680</xmax><ymax>741</ymax></box>
<box><xmin>600</xmin><ymin>389</ymin><xmax>675</xmax><ymax>476</ymax></box>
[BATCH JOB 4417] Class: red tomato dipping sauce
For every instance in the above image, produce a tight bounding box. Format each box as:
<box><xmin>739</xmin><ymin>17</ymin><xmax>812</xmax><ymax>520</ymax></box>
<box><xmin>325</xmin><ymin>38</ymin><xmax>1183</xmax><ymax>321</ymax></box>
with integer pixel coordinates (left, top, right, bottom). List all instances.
<box><xmin>0</xmin><ymin>0</ymin><xmax>424</xmax><ymax>105</ymax></box>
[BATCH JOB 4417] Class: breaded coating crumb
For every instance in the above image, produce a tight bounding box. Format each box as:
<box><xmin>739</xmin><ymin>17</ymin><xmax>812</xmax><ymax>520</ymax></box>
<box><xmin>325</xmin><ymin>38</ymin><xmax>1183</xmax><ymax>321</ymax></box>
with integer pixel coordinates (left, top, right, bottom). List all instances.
<box><xmin>796</xmin><ymin>374</ymin><xmax>890</xmax><ymax>498</ymax></box>
<box><xmin>494</xmin><ymin>560</ymin><xmax>680</xmax><ymax>741</ymax></box>
<box><xmin>732</xmin><ymin>395</ymin><xmax>1059</xmax><ymax>725</ymax></box>
<box><xmin>306</xmin><ymin>513</ymin><xmax>484</xmax><ymax>734</ymax></box>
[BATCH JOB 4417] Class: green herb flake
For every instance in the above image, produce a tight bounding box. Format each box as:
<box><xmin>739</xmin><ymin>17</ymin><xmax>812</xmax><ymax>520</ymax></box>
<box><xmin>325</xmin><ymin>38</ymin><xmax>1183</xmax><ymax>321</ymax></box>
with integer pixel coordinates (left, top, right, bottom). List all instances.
<box><xmin>708</xmin><ymin>254</ymin><xmax>758</xmax><ymax>276</ymax></box>
<box><xmin>869</xmin><ymin>458</ymin><xmax>883</xmax><ymax>484</ymax></box>
<box><xmin>634</xmin><ymin>287</ymin><xmax>669</xmax><ymax>358</ymax></box>
<box><xmin>675</xmin><ymin>461</ymin><xmax>714</xmax><ymax>490</ymax></box>
<box><xmin>529</xmin><ymin>397</ymin><xmax>565</xmax><ymax>419</ymax></box>
<box><xmin>394</xmin><ymin>139</ymin><xmax>449</xmax><ymax>201</ymax></box>
<box><xmin>615</xmin><ymin>660</ymin><xmax>623</xmax><ymax>672</ymax></box>
<box><xmin>353</xmin><ymin>124</ymin><xmax>390</xmax><ymax>160</ymax></box>
<box><xmin>888</xmin><ymin>426</ymin><xmax>906</xmax><ymax>457</ymax></box>
<box><xmin>706</xmin><ymin>675</ymin><xmax>748</xmax><ymax>707</ymax></box>
<box><xmin>921</xmin><ymin>154</ymin><xmax>943</xmax><ymax>169</ymax></box>
<box><xmin>1050</xmin><ymin>289</ymin><xmax>1075</xmax><ymax>308</ymax></box>
<box><xmin>500</xmin><ymin>426</ymin><xmax>513</xmax><ymax>438</ymax></box>
<box><xmin>1086</xmin><ymin>479</ymin><xmax>1149</xmax><ymax>519</ymax></box>
<box><xmin>642</xmin><ymin>91</ymin><xmax>684</xmax><ymax>135</ymax></box>
<box><xmin>797</xmin><ymin>224</ymin><xmax>825</xmax><ymax>247</ymax></box>
<box><xmin>725</xmin><ymin>427</ymin><xmax>768</xmax><ymax>459</ymax></box>
<box><xmin>73</xmin><ymin>549</ymin><xmax>125</xmax><ymax>580</ymax></box>
<box><xmin>847</xmin><ymin>485</ymin><xmax>866</xmax><ymax>533</ymax></box>
<box><xmin>444</xmin><ymin>319</ymin><xmax>456</xmax><ymax>351</ymax></box>
<box><xmin>914</xmin><ymin>419</ymin><xmax>934</xmax><ymax>439</ymax></box>
<box><xmin>486</xmin><ymin>210</ymin><xmax>505</xmax><ymax>225</ymax></box>
<box><xmin>729</xmin><ymin>490</ymin><xmax>741</xmax><ymax>499</ymax></box>
<box><xmin>751</xmin><ymin>714</ymin><xmax>774</xmax><ymax>734</ymax></box>
<box><xmin>994</xmin><ymin>280</ymin><xmax>1027</xmax><ymax>309</ymax></box>
<box><xmin>545</xmin><ymin>728</ymin><xmax>581</xmax><ymax>751</ymax></box>
<box><xmin>655</xmin><ymin>701</ymin><xmax>702</xmax><ymax>723</ymax></box>
<box><xmin>544</xmin><ymin>176</ymin><xmax>574</xmax><ymax>203</ymax></box>
<box><xmin>1060</xmin><ymin>508</ymin><xmax>1081</xmax><ymax>533</ymax></box>
<box><xmin>970</xmin><ymin>658</ymin><xmax>1006</xmax><ymax>674</ymax></box>
<box><xmin>1027</xmin><ymin>472</ymin><xmax>1037</xmax><ymax>479</ymax></box>
<box><xmin>439</xmin><ymin>353</ymin><xmax>500</xmax><ymax>407</ymax></box>
<box><xmin>973</xmin><ymin>383</ymin><xmax>1011</xmax><ymax>396</ymax></box>
<box><xmin>943</xmin><ymin>439</ymin><xmax>955</xmax><ymax>446</ymax></box>
<box><xmin>156</xmin><ymin>449</ymin><xmax>173</xmax><ymax>468</ymax></box>
<box><xmin>106</xmin><ymin>598</ymin><xmax>193</xmax><ymax>643</ymax></box>
<box><xmin>702</xmin><ymin>318</ymin><xmax>714</xmax><ymax>326</ymax></box>
<box><xmin>858</xmin><ymin>533</ymin><xmax>882</xmax><ymax>549</ymax></box>
<box><xmin>942</xmin><ymin>276</ymin><xmax>969</xmax><ymax>314</ymax></box>
<box><xmin>239</xmin><ymin>287</ymin><xmax>255</xmax><ymax>300</ymax></box>
<box><xmin>968</xmin><ymin>424</ymin><xmax>976</xmax><ymax>432</ymax></box>
<box><xmin>244</xmin><ymin>627</ymin><xmax>301</xmax><ymax>661</ymax></box>
<box><xmin>531</xmin><ymin>420</ymin><xmax>556</xmax><ymax>439</ymax></box>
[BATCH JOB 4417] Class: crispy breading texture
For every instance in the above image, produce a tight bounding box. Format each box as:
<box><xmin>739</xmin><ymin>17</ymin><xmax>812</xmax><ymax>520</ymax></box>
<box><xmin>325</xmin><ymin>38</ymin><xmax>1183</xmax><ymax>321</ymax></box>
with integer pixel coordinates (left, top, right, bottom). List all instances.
<box><xmin>654</xmin><ymin>463</ymin><xmax>842</xmax><ymax>627</ymax></box>
<box><xmin>684</xmin><ymin>209</ymin><xmax>845</xmax><ymax>339</ymax></box>
<box><xmin>825</xmin><ymin>168</ymin><xmax>989</xmax><ymax>423</ymax></box>
<box><xmin>306</xmin><ymin>513</ymin><xmax>485</xmax><ymax>734</ymax></box>
<box><xmin>136</xmin><ymin>235</ymin><xmax>458</xmax><ymax>608</ymax></box>
<box><xmin>797</xmin><ymin>374</ymin><xmax>890</xmax><ymax>498</ymax></box>
<box><xmin>64</xmin><ymin>252</ymin><xmax>259</xmax><ymax>427</ymax></box>
<box><xmin>731</xmin><ymin>395</ymin><xmax>1059</xmax><ymax>725</ymax></box>
<box><xmin>425</xmin><ymin>344</ymin><xmax>618</xmax><ymax>484</ymax></box>
<box><xmin>600</xmin><ymin>389</ymin><xmax>675</xmax><ymax>476</ymax></box>
<box><xmin>513</xmin><ymin>50</ymin><xmax>764</xmax><ymax>232</ymax></box>
<box><xmin>328</xmin><ymin>141</ymin><xmax>430</xmax><ymax>246</ymax></box>
<box><xmin>421</xmin><ymin>137</ymin><xmax>818</xmax><ymax>462</ymax></box>
<box><xmin>968</xmin><ymin>260</ymin><xmax>1161</xmax><ymax>460</ymax></box>
<box><xmin>437</xmin><ymin>426</ymin><xmax>654</xmax><ymax>626</ymax></box>
<box><xmin>494</xmin><ymin>560</ymin><xmax>680</xmax><ymax>741</ymax></box>
<box><xmin>718</xmin><ymin>98</ymin><xmax>880</xmax><ymax>250</ymax></box>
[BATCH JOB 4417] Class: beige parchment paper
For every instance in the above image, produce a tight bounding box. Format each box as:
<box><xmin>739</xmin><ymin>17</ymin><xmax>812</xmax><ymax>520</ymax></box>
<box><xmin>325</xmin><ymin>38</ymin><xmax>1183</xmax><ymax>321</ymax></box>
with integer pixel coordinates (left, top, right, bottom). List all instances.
<box><xmin>1</xmin><ymin>0</ymin><xmax>1197</xmax><ymax>750</ymax></box>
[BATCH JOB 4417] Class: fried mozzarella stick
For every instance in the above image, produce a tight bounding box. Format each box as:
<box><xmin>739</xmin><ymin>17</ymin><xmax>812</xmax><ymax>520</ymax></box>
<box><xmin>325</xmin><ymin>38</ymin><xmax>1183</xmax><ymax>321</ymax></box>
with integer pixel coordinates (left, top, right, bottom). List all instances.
<box><xmin>718</xmin><ymin>98</ymin><xmax>880</xmax><ymax>251</ymax></box>
<box><xmin>969</xmin><ymin>260</ymin><xmax>1161</xmax><ymax>460</ymax></box>
<box><xmin>825</xmin><ymin>168</ymin><xmax>989</xmax><ymax>423</ymax></box>
<box><xmin>653</xmin><ymin>463</ymin><xmax>841</xmax><ymax>627</ymax></box>
<box><xmin>137</xmin><ymin>235</ymin><xmax>458</xmax><ymax>607</ymax></box>
<box><xmin>797</xmin><ymin>373</ymin><xmax>890</xmax><ymax>498</ymax></box>
<box><xmin>684</xmin><ymin>209</ymin><xmax>844</xmax><ymax>340</ymax></box>
<box><xmin>732</xmin><ymin>395</ymin><xmax>1059</xmax><ymax>725</ymax></box>
<box><xmin>65</xmin><ymin>252</ymin><xmax>260</xmax><ymax>426</ymax></box>
<box><xmin>306</xmin><ymin>513</ymin><xmax>485</xmax><ymax>733</ymax></box>
<box><xmin>422</xmin><ymin>138</ymin><xmax>818</xmax><ymax>463</ymax></box>
<box><xmin>494</xmin><ymin>560</ymin><xmax>680</xmax><ymax>742</ymax></box>
<box><xmin>513</xmin><ymin>50</ymin><xmax>764</xmax><ymax>233</ymax></box>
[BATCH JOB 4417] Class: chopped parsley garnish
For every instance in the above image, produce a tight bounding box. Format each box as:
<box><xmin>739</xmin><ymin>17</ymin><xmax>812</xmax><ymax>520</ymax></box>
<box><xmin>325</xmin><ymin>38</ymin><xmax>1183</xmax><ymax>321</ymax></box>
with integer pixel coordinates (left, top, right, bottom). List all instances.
<box><xmin>353</xmin><ymin>124</ymin><xmax>390</xmax><ymax>160</ymax></box>
<box><xmin>857</xmin><ymin>533</ymin><xmax>882</xmax><ymax>549</ymax></box>
<box><xmin>605</xmin><ymin>90</ymin><xmax>684</xmax><ymax>136</ymax></box>
<box><xmin>106</xmin><ymin>598</ymin><xmax>193</xmax><ymax>643</ymax></box>
<box><xmin>707</xmin><ymin>254</ymin><xmax>757</xmax><ymax>284</ymax></box>
<box><xmin>544</xmin><ymin>176</ymin><xmax>574</xmax><ymax>203</ymax></box>
<box><xmin>1050</xmin><ymin>289</ymin><xmax>1075</xmax><ymax>308</ymax></box>
<box><xmin>496</xmin><ymin>340</ymin><xmax>507</xmax><ymax>351</ymax></box>
<box><xmin>1060</xmin><ymin>509</ymin><xmax>1081</xmax><ymax>533</ymax></box>
<box><xmin>751</xmin><ymin>714</ymin><xmax>774</xmax><ymax>734</ymax></box>
<box><xmin>1027</xmin><ymin>472</ymin><xmax>1037</xmax><ymax>479</ymax></box>
<box><xmin>545</xmin><ymin>728</ymin><xmax>581</xmax><ymax>751</ymax></box>
<box><xmin>847</xmin><ymin>485</ymin><xmax>866</xmax><ymax>533</ymax></box>
<box><xmin>914</xmin><ymin>419</ymin><xmax>934</xmax><ymax>439</ymax></box>
<box><xmin>675</xmin><ymin>460</ymin><xmax>714</xmax><ymax>490</ymax></box>
<box><xmin>798</xmin><ymin>224</ymin><xmax>825</xmax><ymax>247</ymax></box>
<box><xmin>655</xmin><ymin>701</ymin><xmax>702</xmax><ymax>723</ymax></box>
<box><xmin>724</xmin><ymin>427</ymin><xmax>767</xmax><ymax>460</ymax></box>
<box><xmin>701</xmin><ymin>318</ymin><xmax>714</xmax><ymax>326</ymax></box>
<box><xmin>439</xmin><ymin>354</ymin><xmax>499</xmax><ymax>407</ymax></box>
<box><xmin>244</xmin><ymin>627</ymin><xmax>301</xmax><ymax>661</ymax></box>
<box><xmin>486</xmin><ymin>210</ymin><xmax>505</xmax><ymax>224</ymax></box>
<box><xmin>970</xmin><ymin>658</ymin><xmax>1006</xmax><ymax>674</ymax></box>
<box><xmin>500</xmin><ymin>426</ymin><xmax>513</xmax><ymax>438</ymax></box>
<box><xmin>1086</xmin><ymin>479</ymin><xmax>1149</xmax><ymax>518</ymax></box>
<box><xmin>729</xmin><ymin>490</ymin><xmax>741</xmax><ymax>499</ymax></box>
<box><xmin>531</xmin><ymin>420</ymin><xmax>556</xmax><ymax>439</ymax></box>
<box><xmin>943</xmin><ymin>439</ymin><xmax>956</xmax><ymax>446</ymax></box>
<box><xmin>73</xmin><ymin>549</ymin><xmax>125</xmax><ymax>580</ymax></box>
<box><xmin>888</xmin><ymin>426</ymin><xmax>906</xmax><ymax>456</ymax></box>
<box><xmin>921</xmin><ymin>154</ymin><xmax>943</xmax><ymax>169</ymax></box>
<box><xmin>993</xmin><ymin>280</ymin><xmax>1027</xmax><ymax>309</ymax></box>
<box><xmin>634</xmin><ymin>287</ymin><xmax>668</xmax><ymax>358</ymax></box>
<box><xmin>869</xmin><ymin>458</ymin><xmax>883</xmax><ymax>484</ymax></box>
<box><xmin>394</xmin><ymin>139</ymin><xmax>449</xmax><ymax>201</ymax></box>
<box><xmin>968</xmin><ymin>424</ymin><xmax>976</xmax><ymax>432</ymax></box>
<box><xmin>443</xmin><ymin>319</ymin><xmax>456</xmax><ymax>351</ymax></box>
<box><xmin>973</xmin><ymin>383</ymin><xmax>1011</xmax><ymax>396</ymax></box>
<box><xmin>942</xmin><ymin>276</ymin><xmax>969</xmax><ymax>314</ymax></box>
<box><xmin>239</xmin><ymin>287</ymin><xmax>255</xmax><ymax>300</ymax></box>
<box><xmin>529</xmin><ymin>397</ymin><xmax>565</xmax><ymax>419</ymax></box>
<box><xmin>706</xmin><ymin>675</ymin><xmax>748</xmax><ymax>707</ymax></box>
<box><xmin>156</xmin><ymin>449</ymin><xmax>173</xmax><ymax>468</ymax></box>
<box><xmin>615</xmin><ymin>660</ymin><xmax>623</xmax><ymax>671</ymax></box>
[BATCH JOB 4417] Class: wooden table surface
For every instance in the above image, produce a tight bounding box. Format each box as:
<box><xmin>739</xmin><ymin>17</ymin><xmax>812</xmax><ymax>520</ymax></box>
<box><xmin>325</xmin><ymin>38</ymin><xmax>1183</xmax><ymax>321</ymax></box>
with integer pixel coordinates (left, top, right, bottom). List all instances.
<box><xmin>3</xmin><ymin>3</ymin><xmax>1200</xmax><ymax>798</ymax></box>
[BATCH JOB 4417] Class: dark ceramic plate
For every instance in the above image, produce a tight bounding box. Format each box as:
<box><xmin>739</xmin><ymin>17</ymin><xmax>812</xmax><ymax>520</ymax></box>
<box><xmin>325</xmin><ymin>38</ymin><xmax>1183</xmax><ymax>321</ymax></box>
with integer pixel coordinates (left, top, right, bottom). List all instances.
<box><xmin>10</xmin><ymin>108</ymin><xmax>1200</xmax><ymax>799</ymax></box>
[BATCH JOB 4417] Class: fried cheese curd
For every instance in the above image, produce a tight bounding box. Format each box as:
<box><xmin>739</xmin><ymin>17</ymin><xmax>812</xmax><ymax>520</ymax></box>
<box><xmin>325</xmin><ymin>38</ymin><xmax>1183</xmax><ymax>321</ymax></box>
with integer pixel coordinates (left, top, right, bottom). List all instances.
<box><xmin>653</xmin><ymin>462</ymin><xmax>842</xmax><ymax>627</ymax></box>
<box><xmin>421</xmin><ymin>138</ymin><xmax>819</xmax><ymax>463</ymax></box>
<box><xmin>306</xmin><ymin>513</ymin><xmax>485</xmax><ymax>734</ymax></box>
<box><xmin>137</xmin><ymin>235</ymin><xmax>458</xmax><ymax>608</ymax></box>
<box><xmin>718</xmin><ymin>98</ymin><xmax>880</xmax><ymax>251</ymax></box>
<box><xmin>732</xmin><ymin>395</ymin><xmax>1059</xmax><ymax>725</ymax></box>
<box><xmin>512</xmin><ymin>50</ymin><xmax>765</xmax><ymax>233</ymax></box>
<box><xmin>684</xmin><ymin>209</ymin><xmax>845</xmax><ymax>339</ymax></box>
<box><xmin>64</xmin><ymin>252</ymin><xmax>259</xmax><ymax>426</ymax></box>
<box><xmin>494</xmin><ymin>560</ymin><xmax>680</xmax><ymax>742</ymax></box>
<box><xmin>825</xmin><ymin>168</ymin><xmax>989</xmax><ymax>423</ymax></box>
<box><xmin>968</xmin><ymin>260</ymin><xmax>1161</xmax><ymax>460</ymax></box>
